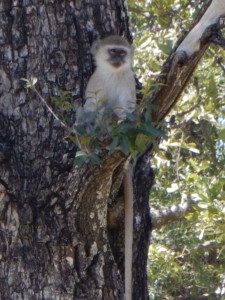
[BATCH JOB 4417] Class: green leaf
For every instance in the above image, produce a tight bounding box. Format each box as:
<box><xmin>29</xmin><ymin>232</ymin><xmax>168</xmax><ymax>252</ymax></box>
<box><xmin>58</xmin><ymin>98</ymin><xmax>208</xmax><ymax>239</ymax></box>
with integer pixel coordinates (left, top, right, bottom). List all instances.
<box><xmin>185</xmin><ymin>212</ymin><xmax>198</xmax><ymax>221</ymax></box>
<box><xmin>74</xmin><ymin>151</ymin><xmax>89</xmax><ymax>165</ymax></box>
<box><xmin>157</xmin><ymin>39</ymin><xmax>173</xmax><ymax>55</ymax></box>
<box><xmin>90</xmin><ymin>154</ymin><xmax>101</xmax><ymax>164</ymax></box>
<box><xmin>51</xmin><ymin>96</ymin><xmax>60</xmax><ymax>105</ymax></box>
<box><xmin>117</xmin><ymin>122</ymin><xmax>134</xmax><ymax>134</ymax></box>
<box><xmin>219</xmin><ymin>128</ymin><xmax>225</xmax><ymax>142</ymax></box>
<box><xmin>61</xmin><ymin>91</ymin><xmax>72</xmax><ymax>99</ymax></box>
<box><xmin>157</xmin><ymin>15</ymin><xmax>171</xmax><ymax>27</ymax></box>
<box><xmin>135</xmin><ymin>133</ymin><xmax>148</xmax><ymax>152</ymax></box>
<box><xmin>80</xmin><ymin>136</ymin><xmax>92</xmax><ymax>146</ymax></box>
<box><xmin>206</xmin><ymin>75</ymin><xmax>218</xmax><ymax>98</ymax></box>
<box><xmin>120</xmin><ymin>136</ymin><xmax>130</xmax><ymax>155</ymax></box>
<box><xmin>126</xmin><ymin>112</ymin><xmax>137</xmax><ymax>122</ymax></box>
<box><xmin>73</xmin><ymin>125</ymin><xmax>87</xmax><ymax>135</ymax></box>
<box><xmin>109</xmin><ymin>136</ymin><xmax>119</xmax><ymax>154</ymax></box>
<box><xmin>130</xmin><ymin>148</ymin><xmax>137</xmax><ymax>163</ymax></box>
<box><xmin>139</xmin><ymin>122</ymin><xmax>163</xmax><ymax>137</ymax></box>
<box><xmin>75</xmin><ymin>151</ymin><xmax>88</xmax><ymax>157</ymax></box>
<box><xmin>68</xmin><ymin>135</ymin><xmax>78</xmax><ymax>145</ymax></box>
<box><xmin>62</xmin><ymin>102</ymin><xmax>74</xmax><ymax>111</ymax></box>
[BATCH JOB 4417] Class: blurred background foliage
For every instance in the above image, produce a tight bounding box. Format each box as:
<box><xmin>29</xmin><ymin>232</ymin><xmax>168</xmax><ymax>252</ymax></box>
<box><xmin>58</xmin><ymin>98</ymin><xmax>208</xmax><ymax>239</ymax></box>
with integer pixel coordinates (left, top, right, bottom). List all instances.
<box><xmin>128</xmin><ymin>0</ymin><xmax>225</xmax><ymax>299</ymax></box>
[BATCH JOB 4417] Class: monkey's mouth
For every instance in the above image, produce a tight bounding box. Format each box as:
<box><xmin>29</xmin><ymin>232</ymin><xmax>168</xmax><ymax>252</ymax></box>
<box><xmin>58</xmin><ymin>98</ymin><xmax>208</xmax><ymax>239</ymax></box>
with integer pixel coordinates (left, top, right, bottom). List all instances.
<box><xmin>111</xmin><ymin>62</ymin><xmax>122</xmax><ymax>68</ymax></box>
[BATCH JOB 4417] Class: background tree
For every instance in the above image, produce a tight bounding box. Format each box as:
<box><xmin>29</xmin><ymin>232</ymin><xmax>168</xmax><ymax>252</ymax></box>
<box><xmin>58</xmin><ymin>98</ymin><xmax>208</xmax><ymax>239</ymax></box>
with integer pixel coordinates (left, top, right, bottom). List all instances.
<box><xmin>0</xmin><ymin>0</ymin><xmax>224</xmax><ymax>300</ymax></box>
<box><xmin>129</xmin><ymin>0</ymin><xmax>225</xmax><ymax>298</ymax></box>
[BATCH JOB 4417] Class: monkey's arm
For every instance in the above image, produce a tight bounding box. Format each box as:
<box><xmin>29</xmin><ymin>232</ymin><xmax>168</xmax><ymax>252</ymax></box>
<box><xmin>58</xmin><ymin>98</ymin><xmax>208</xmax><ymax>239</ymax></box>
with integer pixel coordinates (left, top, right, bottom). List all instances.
<box><xmin>84</xmin><ymin>72</ymin><xmax>104</xmax><ymax>113</ymax></box>
<box><xmin>76</xmin><ymin>72</ymin><xmax>106</xmax><ymax>130</ymax></box>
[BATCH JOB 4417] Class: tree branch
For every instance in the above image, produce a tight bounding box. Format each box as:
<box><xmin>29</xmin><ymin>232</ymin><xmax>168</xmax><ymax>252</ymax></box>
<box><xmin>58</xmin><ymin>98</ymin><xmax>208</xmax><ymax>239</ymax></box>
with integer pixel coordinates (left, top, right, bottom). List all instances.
<box><xmin>175</xmin><ymin>240</ymin><xmax>225</xmax><ymax>256</ymax></box>
<box><xmin>151</xmin><ymin>200</ymin><xmax>195</xmax><ymax>230</ymax></box>
<box><xmin>128</xmin><ymin>7</ymin><xmax>151</xmax><ymax>19</ymax></box>
<box><xmin>150</xmin><ymin>0</ymin><xmax>225</xmax><ymax>123</ymax></box>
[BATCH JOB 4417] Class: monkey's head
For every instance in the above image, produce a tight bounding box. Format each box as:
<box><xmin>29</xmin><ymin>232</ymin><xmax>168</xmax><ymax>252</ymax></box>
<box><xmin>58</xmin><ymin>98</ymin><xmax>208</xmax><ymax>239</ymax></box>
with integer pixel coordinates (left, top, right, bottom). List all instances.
<box><xmin>91</xmin><ymin>35</ymin><xmax>134</xmax><ymax>71</ymax></box>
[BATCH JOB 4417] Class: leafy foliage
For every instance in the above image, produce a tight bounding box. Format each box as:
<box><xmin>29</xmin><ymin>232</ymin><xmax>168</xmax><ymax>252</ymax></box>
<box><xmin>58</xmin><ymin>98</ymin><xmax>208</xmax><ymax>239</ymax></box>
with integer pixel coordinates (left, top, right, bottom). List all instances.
<box><xmin>73</xmin><ymin>101</ymin><xmax>163</xmax><ymax>164</ymax></box>
<box><xmin>128</xmin><ymin>0</ymin><xmax>225</xmax><ymax>299</ymax></box>
<box><xmin>22</xmin><ymin>78</ymin><xmax>163</xmax><ymax>165</ymax></box>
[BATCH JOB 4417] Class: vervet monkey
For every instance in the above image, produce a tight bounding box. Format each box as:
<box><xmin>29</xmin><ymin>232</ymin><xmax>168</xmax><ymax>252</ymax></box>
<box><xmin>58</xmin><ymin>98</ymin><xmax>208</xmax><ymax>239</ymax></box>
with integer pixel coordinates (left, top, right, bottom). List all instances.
<box><xmin>76</xmin><ymin>35</ymin><xmax>136</xmax><ymax>131</ymax></box>
<box><xmin>77</xmin><ymin>35</ymin><xmax>135</xmax><ymax>300</ymax></box>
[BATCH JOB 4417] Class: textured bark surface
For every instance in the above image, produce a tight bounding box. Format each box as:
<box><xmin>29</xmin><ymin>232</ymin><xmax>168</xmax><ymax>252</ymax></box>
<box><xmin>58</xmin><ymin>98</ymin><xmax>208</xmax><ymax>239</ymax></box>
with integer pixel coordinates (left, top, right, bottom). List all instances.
<box><xmin>0</xmin><ymin>0</ymin><xmax>151</xmax><ymax>299</ymax></box>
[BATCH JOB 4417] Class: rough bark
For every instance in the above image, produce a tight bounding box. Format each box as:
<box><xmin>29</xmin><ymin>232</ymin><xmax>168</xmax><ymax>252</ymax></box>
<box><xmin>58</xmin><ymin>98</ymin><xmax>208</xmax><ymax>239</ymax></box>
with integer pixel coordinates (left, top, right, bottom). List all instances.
<box><xmin>0</xmin><ymin>1</ymin><xmax>147</xmax><ymax>299</ymax></box>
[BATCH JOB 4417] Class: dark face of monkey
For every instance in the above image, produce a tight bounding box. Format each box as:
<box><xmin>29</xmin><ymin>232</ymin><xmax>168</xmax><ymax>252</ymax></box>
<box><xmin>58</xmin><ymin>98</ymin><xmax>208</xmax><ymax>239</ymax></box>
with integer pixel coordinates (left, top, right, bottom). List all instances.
<box><xmin>107</xmin><ymin>48</ymin><xmax>128</xmax><ymax>68</ymax></box>
<box><xmin>92</xmin><ymin>36</ymin><xmax>134</xmax><ymax>71</ymax></box>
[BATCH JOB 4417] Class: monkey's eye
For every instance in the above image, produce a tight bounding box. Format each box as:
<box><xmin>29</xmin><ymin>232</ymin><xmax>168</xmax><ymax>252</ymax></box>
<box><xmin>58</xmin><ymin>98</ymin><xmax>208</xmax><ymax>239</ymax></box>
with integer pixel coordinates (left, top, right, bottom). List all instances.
<box><xmin>119</xmin><ymin>50</ymin><xmax>127</xmax><ymax>56</ymax></box>
<box><xmin>108</xmin><ymin>49</ymin><xmax>127</xmax><ymax>57</ymax></box>
<box><xmin>109</xmin><ymin>49</ymin><xmax>117</xmax><ymax>55</ymax></box>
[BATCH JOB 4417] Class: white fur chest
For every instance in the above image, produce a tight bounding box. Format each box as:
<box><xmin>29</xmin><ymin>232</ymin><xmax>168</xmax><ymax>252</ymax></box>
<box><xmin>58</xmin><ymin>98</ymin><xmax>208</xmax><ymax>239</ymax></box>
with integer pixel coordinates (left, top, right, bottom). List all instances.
<box><xmin>84</xmin><ymin>63</ymin><xmax>136</xmax><ymax>118</ymax></box>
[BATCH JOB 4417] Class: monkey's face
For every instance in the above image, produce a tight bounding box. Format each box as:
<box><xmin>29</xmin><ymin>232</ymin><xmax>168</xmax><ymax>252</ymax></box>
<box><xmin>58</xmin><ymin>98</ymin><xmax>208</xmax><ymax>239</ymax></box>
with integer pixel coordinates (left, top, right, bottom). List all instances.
<box><xmin>95</xmin><ymin>44</ymin><xmax>133</xmax><ymax>72</ymax></box>
<box><xmin>107</xmin><ymin>47</ymin><xmax>128</xmax><ymax>68</ymax></box>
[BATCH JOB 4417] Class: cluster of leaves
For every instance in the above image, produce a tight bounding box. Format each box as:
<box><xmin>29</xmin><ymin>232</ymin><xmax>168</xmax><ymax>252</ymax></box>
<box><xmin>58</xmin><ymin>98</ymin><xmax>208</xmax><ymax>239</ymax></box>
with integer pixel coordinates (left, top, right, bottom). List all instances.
<box><xmin>148</xmin><ymin>67</ymin><xmax>225</xmax><ymax>298</ymax></box>
<box><xmin>73</xmin><ymin>98</ymin><xmax>163</xmax><ymax>165</ymax></box>
<box><xmin>22</xmin><ymin>78</ymin><xmax>163</xmax><ymax>165</ymax></box>
<box><xmin>129</xmin><ymin>0</ymin><xmax>225</xmax><ymax>299</ymax></box>
<box><xmin>51</xmin><ymin>91</ymin><xmax>75</xmax><ymax>120</ymax></box>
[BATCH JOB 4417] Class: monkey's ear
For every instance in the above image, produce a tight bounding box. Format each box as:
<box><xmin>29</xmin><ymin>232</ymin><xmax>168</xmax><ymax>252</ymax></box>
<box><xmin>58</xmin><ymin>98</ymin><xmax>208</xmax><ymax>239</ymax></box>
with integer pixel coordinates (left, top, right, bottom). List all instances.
<box><xmin>91</xmin><ymin>39</ymin><xmax>101</xmax><ymax>55</ymax></box>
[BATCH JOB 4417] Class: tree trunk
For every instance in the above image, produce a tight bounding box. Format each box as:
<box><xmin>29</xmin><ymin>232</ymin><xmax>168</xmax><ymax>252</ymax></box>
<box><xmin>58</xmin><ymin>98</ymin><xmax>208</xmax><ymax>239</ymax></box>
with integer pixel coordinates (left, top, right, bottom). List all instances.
<box><xmin>0</xmin><ymin>0</ymin><xmax>151</xmax><ymax>299</ymax></box>
<box><xmin>1</xmin><ymin>0</ymin><xmax>224</xmax><ymax>299</ymax></box>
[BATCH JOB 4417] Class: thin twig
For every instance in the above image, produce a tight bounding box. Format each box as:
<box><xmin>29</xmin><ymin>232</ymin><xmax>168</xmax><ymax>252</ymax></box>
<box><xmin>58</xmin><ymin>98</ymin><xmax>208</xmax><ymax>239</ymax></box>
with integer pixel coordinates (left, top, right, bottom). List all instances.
<box><xmin>32</xmin><ymin>85</ymin><xmax>83</xmax><ymax>150</ymax></box>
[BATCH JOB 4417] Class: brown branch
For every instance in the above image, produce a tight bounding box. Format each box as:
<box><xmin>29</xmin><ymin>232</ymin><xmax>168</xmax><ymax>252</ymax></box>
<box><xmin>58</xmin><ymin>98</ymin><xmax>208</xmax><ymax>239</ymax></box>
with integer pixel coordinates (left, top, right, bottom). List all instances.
<box><xmin>149</xmin><ymin>0</ymin><xmax>225</xmax><ymax>123</ymax></box>
<box><xmin>190</xmin><ymin>240</ymin><xmax>225</xmax><ymax>252</ymax></box>
<box><xmin>175</xmin><ymin>240</ymin><xmax>225</xmax><ymax>256</ymax></box>
<box><xmin>151</xmin><ymin>44</ymin><xmax>209</xmax><ymax>123</ymax></box>
<box><xmin>151</xmin><ymin>200</ymin><xmax>195</xmax><ymax>230</ymax></box>
<box><xmin>128</xmin><ymin>7</ymin><xmax>151</xmax><ymax>19</ymax></box>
